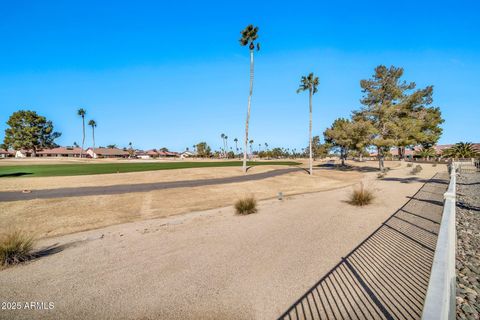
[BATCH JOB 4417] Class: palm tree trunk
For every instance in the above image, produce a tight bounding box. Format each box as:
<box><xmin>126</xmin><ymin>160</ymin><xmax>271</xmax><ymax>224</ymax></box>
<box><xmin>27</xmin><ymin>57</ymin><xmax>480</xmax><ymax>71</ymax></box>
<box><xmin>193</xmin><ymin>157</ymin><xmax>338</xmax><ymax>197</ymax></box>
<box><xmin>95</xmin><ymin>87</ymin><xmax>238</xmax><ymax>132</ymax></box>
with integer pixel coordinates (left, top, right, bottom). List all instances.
<box><xmin>80</xmin><ymin>117</ymin><xmax>85</xmax><ymax>158</ymax></box>
<box><xmin>92</xmin><ymin>127</ymin><xmax>96</xmax><ymax>159</ymax></box>
<box><xmin>309</xmin><ymin>87</ymin><xmax>313</xmax><ymax>175</ymax></box>
<box><xmin>243</xmin><ymin>49</ymin><xmax>254</xmax><ymax>173</ymax></box>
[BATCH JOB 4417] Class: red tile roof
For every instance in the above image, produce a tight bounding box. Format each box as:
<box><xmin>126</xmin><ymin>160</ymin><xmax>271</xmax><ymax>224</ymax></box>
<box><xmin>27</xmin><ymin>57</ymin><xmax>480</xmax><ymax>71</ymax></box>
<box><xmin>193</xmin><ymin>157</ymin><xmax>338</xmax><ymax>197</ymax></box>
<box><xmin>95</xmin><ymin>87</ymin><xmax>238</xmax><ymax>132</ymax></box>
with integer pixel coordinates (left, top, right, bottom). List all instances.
<box><xmin>89</xmin><ymin>148</ymin><xmax>129</xmax><ymax>156</ymax></box>
<box><xmin>37</xmin><ymin>147</ymin><xmax>84</xmax><ymax>155</ymax></box>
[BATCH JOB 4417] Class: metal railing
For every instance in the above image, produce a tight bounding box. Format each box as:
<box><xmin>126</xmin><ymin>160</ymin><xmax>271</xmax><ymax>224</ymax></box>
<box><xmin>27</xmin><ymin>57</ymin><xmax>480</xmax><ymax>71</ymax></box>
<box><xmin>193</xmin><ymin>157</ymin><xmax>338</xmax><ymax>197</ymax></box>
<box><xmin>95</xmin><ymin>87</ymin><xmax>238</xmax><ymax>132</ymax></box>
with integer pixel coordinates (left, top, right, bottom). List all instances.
<box><xmin>421</xmin><ymin>163</ymin><xmax>457</xmax><ymax>320</ymax></box>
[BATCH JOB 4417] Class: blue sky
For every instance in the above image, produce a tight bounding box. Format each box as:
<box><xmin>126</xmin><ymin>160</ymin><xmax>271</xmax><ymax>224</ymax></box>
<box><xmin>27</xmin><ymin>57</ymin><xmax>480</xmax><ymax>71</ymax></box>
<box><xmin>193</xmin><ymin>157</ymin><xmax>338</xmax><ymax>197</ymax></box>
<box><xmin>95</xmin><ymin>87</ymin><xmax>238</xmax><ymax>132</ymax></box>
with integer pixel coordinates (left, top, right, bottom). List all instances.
<box><xmin>1</xmin><ymin>0</ymin><xmax>479</xmax><ymax>151</ymax></box>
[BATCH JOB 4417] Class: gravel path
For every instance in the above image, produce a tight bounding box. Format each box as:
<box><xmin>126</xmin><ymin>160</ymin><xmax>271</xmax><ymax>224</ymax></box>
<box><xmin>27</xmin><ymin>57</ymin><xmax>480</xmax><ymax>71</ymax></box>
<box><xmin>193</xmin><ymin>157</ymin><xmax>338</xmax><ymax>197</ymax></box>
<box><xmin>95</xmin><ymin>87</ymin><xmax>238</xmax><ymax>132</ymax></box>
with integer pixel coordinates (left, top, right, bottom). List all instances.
<box><xmin>456</xmin><ymin>171</ymin><xmax>480</xmax><ymax>320</ymax></box>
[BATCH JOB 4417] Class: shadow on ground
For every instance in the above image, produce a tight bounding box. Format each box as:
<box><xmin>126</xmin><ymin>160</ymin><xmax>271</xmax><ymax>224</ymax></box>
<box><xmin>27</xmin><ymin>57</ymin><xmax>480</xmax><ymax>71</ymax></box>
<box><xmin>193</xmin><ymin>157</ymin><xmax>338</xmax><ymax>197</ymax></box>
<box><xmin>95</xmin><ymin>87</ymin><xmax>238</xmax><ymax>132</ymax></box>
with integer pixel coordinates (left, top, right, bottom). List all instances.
<box><xmin>0</xmin><ymin>172</ymin><xmax>33</xmax><ymax>178</ymax></box>
<box><xmin>315</xmin><ymin>163</ymin><xmax>380</xmax><ymax>173</ymax></box>
<box><xmin>31</xmin><ymin>243</ymin><xmax>67</xmax><ymax>260</ymax></box>
<box><xmin>277</xmin><ymin>173</ymin><xmax>448</xmax><ymax>320</ymax></box>
<box><xmin>381</xmin><ymin>177</ymin><xmax>449</xmax><ymax>185</ymax></box>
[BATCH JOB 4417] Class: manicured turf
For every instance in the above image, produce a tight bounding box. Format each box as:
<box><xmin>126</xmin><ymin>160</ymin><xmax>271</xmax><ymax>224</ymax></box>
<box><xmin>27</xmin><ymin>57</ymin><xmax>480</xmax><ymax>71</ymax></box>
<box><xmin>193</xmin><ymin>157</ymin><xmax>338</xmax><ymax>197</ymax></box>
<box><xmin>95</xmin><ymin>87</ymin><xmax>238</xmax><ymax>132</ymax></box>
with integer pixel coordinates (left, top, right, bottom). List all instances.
<box><xmin>0</xmin><ymin>161</ymin><xmax>300</xmax><ymax>178</ymax></box>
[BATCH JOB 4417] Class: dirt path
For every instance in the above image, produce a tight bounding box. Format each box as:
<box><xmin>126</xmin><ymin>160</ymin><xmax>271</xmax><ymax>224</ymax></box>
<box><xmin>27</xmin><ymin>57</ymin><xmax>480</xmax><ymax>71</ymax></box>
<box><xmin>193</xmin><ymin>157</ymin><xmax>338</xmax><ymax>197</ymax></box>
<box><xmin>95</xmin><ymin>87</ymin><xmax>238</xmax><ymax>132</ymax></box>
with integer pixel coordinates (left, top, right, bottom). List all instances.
<box><xmin>0</xmin><ymin>167</ymin><xmax>301</xmax><ymax>202</ymax></box>
<box><xmin>0</xmin><ymin>165</ymin><xmax>445</xmax><ymax>319</ymax></box>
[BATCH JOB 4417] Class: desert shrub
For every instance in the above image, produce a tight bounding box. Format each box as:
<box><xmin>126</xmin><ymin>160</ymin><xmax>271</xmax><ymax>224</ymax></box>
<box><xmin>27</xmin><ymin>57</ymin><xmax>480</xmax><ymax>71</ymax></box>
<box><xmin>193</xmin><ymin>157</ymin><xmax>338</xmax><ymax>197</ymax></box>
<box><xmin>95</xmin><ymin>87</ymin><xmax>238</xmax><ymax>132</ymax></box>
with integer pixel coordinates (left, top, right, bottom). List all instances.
<box><xmin>411</xmin><ymin>165</ymin><xmax>423</xmax><ymax>175</ymax></box>
<box><xmin>406</xmin><ymin>163</ymin><xmax>413</xmax><ymax>167</ymax></box>
<box><xmin>348</xmin><ymin>183</ymin><xmax>375</xmax><ymax>206</ymax></box>
<box><xmin>377</xmin><ymin>172</ymin><xmax>385</xmax><ymax>179</ymax></box>
<box><xmin>432</xmin><ymin>163</ymin><xmax>437</xmax><ymax>167</ymax></box>
<box><xmin>234</xmin><ymin>196</ymin><xmax>258</xmax><ymax>215</ymax></box>
<box><xmin>0</xmin><ymin>230</ymin><xmax>35</xmax><ymax>267</ymax></box>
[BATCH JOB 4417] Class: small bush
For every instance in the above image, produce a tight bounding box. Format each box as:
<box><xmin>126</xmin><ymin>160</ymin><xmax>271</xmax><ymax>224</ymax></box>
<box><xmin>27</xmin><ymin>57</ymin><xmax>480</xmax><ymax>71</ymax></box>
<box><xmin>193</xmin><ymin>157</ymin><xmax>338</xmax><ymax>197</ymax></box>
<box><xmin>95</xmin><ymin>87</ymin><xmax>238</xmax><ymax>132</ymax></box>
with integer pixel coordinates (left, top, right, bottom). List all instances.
<box><xmin>406</xmin><ymin>163</ymin><xmax>413</xmax><ymax>167</ymax></box>
<box><xmin>234</xmin><ymin>196</ymin><xmax>258</xmax><ymax>215</ymax></box>
<box><xmin>377</xmin><ymin>173</ymin><xmax>385</xmax><ymax>179</ymax></box>
<box><xmin>348</xmin><ymin>183</ymin><xmax>375</xmax><ymax>206</ymax></box>
<box><xmin>432</xmin><ymin>163</ymin><xmax>437</xmax><ymax>167</ymax></box>
<box><xmin>0</xmin><ymin>230</ymin><xmax>35</xmax><ymax>268</ymax></box>
<box><xmin>411</xmin><ymin>164</ymin><xmax>423</xmax><ymax>175</ymax></box>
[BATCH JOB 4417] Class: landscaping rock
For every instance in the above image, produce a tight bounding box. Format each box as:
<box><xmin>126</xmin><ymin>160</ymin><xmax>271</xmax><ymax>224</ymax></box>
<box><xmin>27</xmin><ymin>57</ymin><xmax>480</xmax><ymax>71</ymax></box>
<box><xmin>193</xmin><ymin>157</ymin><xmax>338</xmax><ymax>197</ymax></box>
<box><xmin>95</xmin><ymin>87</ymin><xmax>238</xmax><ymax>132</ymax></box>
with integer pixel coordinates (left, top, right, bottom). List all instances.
<box><xmin>456</xmin><ymin>171</ymin><xmax>480</xmax><ymax>320</ymax></box>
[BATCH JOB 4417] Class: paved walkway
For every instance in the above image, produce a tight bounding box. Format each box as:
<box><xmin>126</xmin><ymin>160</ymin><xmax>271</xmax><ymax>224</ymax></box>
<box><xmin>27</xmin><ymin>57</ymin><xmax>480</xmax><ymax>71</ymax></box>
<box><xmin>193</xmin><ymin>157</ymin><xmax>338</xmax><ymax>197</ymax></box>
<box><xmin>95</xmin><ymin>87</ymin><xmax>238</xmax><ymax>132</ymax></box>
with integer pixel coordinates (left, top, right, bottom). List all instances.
<box><xmin>277</xmin><ymin>173</ymin><xmax>449</xmax><ymax>320</ymax></box>
<box><xmin>0</xmin><ymin>167</ymin><xmax>301</xmax><ymax>202</ymax></box>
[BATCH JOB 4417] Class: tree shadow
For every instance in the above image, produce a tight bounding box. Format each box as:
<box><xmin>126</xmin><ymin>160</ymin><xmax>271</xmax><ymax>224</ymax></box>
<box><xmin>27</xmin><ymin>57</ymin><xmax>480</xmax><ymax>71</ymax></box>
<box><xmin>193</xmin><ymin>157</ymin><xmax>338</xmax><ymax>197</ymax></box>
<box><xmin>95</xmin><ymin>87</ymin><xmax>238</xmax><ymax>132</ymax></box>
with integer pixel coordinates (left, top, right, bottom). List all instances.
<box><xmin>0</xmin><ymin>172</ymin><xmax>33</xmax><ymax>178</ymax></box>
<box><xmin>382</xmin><ymin>177</ymin><xmax>449</xmax><ymax>185</ymax></box>
<box><xmin>457</xmin><ymin>182</ymin><xmax>480</xmax><ymax>186</ymax></box>
<box><xmin>457</xmin><ymin>201</ymin><xmax>480</xmax><ymax>212</ymax></box>
<box><xmin>315</xmin><ymin>163</ymin><xmax>379</xmax><ymax>172</ymax></box>
<box><xmin>31</xmin><ymin>243</ymin><xmax>67</xmax><ymax>260</ymax></box>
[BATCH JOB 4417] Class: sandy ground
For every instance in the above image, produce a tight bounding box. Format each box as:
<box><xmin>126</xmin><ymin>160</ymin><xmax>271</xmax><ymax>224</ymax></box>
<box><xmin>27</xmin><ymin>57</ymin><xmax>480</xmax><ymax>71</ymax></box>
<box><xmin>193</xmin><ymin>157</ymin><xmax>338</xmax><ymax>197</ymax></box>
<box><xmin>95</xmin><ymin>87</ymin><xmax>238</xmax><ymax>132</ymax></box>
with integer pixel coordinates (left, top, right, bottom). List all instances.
<box><xmin>0</xmin><ymin>163</ymin><xmax>445</xmax><ymax>320</ymax></box>
<box><xmin>0</xmin><ymin>167</ymin><xmax>363</xmax><ymax>238</ymax></box>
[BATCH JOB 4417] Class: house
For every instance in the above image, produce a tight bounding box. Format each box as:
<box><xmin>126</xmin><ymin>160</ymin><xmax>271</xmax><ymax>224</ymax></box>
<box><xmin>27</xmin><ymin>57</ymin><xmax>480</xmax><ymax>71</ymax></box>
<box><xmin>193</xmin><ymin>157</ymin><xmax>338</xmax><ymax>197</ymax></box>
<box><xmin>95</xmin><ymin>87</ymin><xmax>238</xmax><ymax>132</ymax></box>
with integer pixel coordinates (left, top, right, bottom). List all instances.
<box><xmin>15</xmin><ymin>150</ymin><xmax>31</xmax><ymax>158</ymax></box>
<box><xmin>0</xmin><ymin>149</ymin><xmax>15</xmax><ymax>158</ymax></box>
<box><xmin>86</xmin><ymin>147</ymin><xmax>129</xmax><ymax>159</ymax></box>
<box><xmin>135</xmin><ymin>150</ymin><xmax>151</xmax><ymax>160</ymax></box>
<box><xmin>37</xmin><ymin>147</ymin><xmax>84</xmax><ymax>157</ymax></box>
<box><xmin>158</xmin><ymin>150</ymin><xmax>178</xmax><ymax>158</ymax></box>
<box><xmin>433</xmin><ymin>144</ymin><xmax>453</xmax><ymax>155</ymax></box>
<box><xmin>180</xmin><ymin>151</ymin><xmax>197</xmax><ymax>159</ymax></box>
<box><xmin>146</xmin><ymin>149</ymin><xmax>160</xmax><ymax>159</ymax></box>
<box><xmin>0</xmin><ymin>149</ymin><xmax>14</xmax><ymax>158</ymax></box>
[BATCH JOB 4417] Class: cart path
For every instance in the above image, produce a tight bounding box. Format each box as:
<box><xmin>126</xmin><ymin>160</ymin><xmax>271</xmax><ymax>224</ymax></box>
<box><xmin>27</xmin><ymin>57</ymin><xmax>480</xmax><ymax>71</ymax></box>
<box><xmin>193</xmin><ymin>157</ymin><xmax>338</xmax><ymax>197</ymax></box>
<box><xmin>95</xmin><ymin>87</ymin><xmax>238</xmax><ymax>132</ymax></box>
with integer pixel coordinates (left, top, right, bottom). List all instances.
<box><xmin>0</xmin><ymin>167</ymin><xmax>303</xmax><ymax>202</ymax></box>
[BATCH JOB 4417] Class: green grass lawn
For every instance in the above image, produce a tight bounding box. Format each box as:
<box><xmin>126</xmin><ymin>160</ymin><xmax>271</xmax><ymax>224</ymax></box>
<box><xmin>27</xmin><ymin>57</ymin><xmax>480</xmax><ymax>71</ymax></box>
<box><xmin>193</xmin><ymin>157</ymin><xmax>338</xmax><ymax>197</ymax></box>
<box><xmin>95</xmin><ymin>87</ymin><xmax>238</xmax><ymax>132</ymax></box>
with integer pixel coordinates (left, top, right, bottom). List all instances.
<box><xmin>0</xmin><ymin>161</ymin><xmax>300</xmax><ymax>178</ymax></box>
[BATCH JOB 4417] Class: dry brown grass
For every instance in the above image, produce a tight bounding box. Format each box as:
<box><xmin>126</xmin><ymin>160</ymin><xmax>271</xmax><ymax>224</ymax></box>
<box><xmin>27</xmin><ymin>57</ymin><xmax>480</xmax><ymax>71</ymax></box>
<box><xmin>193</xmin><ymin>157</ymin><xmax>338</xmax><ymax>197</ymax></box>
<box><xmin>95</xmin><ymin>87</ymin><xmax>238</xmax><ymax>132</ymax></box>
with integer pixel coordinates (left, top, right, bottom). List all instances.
<box><xmin>348</xmin><ymin>183</ymin><xmax>375</xmax><ymax>206</ymax></box>
<box><xmin>0</xmin><ymin>169</ymin><xmax>363</xmax><ymax>239</ymax></box>
<box><xmin>0</xmin><ymin>230</ymin><xmax>35</xmax><ymax>268</ymax></box>
<box><xmin>234</xmin><ymin>196</ymin><xmax>258</xmax><ymax>215</ymax></box>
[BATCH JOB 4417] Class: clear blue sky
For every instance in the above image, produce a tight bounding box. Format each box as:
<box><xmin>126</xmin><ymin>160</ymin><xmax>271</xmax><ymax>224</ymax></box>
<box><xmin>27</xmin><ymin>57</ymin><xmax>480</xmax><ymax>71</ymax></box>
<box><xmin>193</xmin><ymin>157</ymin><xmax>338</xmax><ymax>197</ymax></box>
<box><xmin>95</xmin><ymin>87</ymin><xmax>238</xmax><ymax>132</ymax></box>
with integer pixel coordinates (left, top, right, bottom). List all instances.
<box><xmin>1</xmin><ymin>0</ymin><xmax>479</xmax><ymax>151</ymax></box>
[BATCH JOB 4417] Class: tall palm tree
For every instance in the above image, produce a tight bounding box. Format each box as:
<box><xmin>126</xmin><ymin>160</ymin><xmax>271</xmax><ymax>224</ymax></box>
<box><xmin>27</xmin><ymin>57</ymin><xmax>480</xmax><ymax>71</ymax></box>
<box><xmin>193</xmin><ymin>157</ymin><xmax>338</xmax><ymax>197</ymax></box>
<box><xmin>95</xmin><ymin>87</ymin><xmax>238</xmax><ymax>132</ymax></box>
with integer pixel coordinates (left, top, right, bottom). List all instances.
<box><xmin>77</xmin><ymin>108</ymin><xmax>86</xmax><ymax>158</ymax></box>
<box><xmin>240</xmin><ymin>24</ymin><xmax>260</xmax><ymax>173</ymax></box>
<box><xmin>249</xmin><ymin>139</ymin><xmax>254</xmax><ymax>156</ymax></box>
<box><xmin>220</xmin><ymin>133</ymin><xmax>226</xmax><ymax>157</ymax></box>
<box><xmin>297</xmin><ymin>73</ymin><xmax>320</xmax><ymax>175</ymax></box>
<box><xmin>88</xmin><ymin>119</ymin><xmax>97</xmax><ymax>158</ymax></box>
<box><xmin>225</xmin><ymin>135</ymin><xmax>229</xmax><ymax>153</ymax></box>
<box><xmin>234</xmin><ymin>138</ymin><xmax>239</xmax><ymax>151</ymax></box>
<box><xmin>265</xmin><ymin>142</ymin><xmax>268</xmax><ymax>151</ymax></box>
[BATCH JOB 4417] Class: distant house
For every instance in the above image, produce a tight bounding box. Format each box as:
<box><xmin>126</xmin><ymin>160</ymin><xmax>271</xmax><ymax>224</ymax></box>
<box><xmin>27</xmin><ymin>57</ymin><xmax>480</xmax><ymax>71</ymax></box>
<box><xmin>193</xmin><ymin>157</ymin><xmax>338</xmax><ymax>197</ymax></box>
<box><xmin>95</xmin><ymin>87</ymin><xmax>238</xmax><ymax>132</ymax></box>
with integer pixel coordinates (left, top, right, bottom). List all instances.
<box><xmin>134</xmin><ymin>150</ymin><xmax>154</xmax><ymax>159</ymax></box>
<box><xmin>37</xmin><ymin>147</ymin><xmax>84</xmax><ymax>157</ymax></box>
<box><xmin>369</xmin><ymin>144</ymin><xmax>480</xmax><ymax>160</ymax></box>
<box><xmin>15</xmin><ymin>150</ymin><xmax>31</xmax><ymax>158</ymax></box>
<box><xmin>433</xmin><ymin>144</ymin><xmax>453</xmax><ymax>155</ymax></box>
<box><xmin>146</xmin><ymin>149</ymin><xmax>160</xmax><ymax>159</ymax></box>
<box><xmin>0</xmin><ymin>149</ymin><xmax>14</xmax><ymax>158</ymax></box>
<box><xmin>180</xmin><ymin>151</ymin><xmax>196</xmax><ymax>159</ymax></box>
<box><xmin>158</xmin><ymin>150</ymin><xmax>178</xmax><ymax>158</ymax></box>
<box><xmin>86</xmin><ymin>147</ymin><xmax>129</xmax><ymax>159</ymax></box>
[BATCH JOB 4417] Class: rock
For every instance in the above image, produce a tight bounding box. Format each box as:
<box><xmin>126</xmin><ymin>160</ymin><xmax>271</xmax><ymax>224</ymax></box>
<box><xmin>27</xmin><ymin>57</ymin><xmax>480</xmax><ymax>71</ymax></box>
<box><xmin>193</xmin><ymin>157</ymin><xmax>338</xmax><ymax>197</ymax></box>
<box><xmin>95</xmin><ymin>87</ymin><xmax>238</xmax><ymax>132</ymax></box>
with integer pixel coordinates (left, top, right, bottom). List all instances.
<box><xmin>462</xmin><ymin>303</ymin><xmax>475</xmax><ymax>314</ymax></box>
